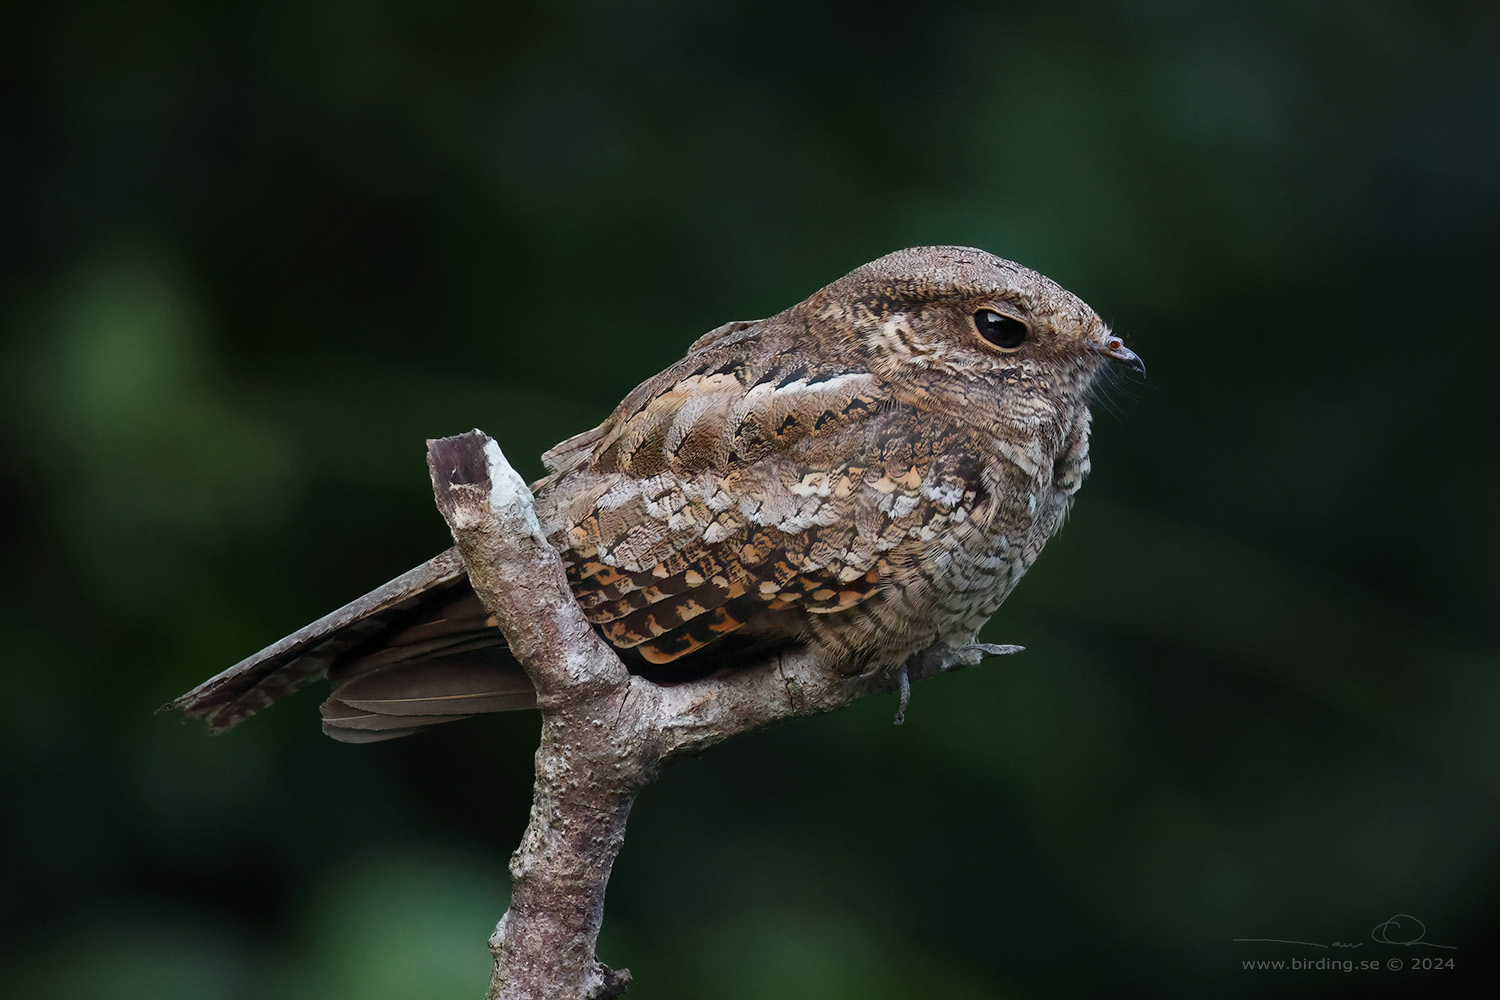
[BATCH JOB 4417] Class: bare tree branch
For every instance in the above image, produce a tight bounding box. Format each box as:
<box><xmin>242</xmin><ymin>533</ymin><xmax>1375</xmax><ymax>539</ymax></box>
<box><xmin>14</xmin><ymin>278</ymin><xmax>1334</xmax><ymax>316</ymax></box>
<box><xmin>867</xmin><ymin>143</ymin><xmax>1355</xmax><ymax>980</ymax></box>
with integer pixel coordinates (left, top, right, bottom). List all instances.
<box><xmin>426</xmin><ymin>429</ymin><xmax>1010</xmax><ymax>999</ymax></box>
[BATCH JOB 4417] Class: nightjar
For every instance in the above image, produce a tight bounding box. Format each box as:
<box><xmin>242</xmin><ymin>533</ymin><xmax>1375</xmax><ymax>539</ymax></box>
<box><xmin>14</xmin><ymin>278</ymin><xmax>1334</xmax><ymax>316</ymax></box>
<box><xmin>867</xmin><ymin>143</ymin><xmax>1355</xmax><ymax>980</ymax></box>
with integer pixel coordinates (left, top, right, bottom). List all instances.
<box><xmin>171</xmin><ymin>246</ymin><xmax>1142</xmax><ymax>741</ymax></box>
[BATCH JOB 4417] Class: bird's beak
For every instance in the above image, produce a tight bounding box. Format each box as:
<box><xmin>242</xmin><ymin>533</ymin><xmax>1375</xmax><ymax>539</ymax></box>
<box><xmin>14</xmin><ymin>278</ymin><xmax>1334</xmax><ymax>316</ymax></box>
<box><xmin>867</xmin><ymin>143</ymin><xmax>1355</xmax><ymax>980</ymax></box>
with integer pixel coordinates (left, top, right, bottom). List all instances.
<box><xmin>1092</xmin><ymin>333</ymin><xmax>1146</xmax><ymax>377</ymax></box>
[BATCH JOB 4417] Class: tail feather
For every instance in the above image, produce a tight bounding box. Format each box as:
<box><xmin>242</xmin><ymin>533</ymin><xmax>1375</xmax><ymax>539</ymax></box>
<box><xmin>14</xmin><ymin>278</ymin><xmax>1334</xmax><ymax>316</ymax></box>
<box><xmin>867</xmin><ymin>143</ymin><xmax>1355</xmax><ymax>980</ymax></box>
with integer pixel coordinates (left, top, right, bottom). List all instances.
<box><xmin>165</xmin><ymin>548</ymin><xmax>533</xmax><ymax>736</ymax></box>
<box><xmin>319</xmin><ymin>654</ymin><xmax>537</xmax><ymax>742</ymax></box>
<box><xmin>331</xmin><ymin>656</ymin><xmax>537</xmax><ymax>717</ymax></box>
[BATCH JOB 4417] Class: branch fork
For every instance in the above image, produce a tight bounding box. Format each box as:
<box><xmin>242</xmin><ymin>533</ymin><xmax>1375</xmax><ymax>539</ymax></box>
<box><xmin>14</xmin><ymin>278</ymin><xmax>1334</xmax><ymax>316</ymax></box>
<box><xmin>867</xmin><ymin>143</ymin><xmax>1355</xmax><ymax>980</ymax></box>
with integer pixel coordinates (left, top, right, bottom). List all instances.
<box><xmin>426</xmin><ymin>430</ymin><xmax>1014</xmax><ymax>999</ymax></box>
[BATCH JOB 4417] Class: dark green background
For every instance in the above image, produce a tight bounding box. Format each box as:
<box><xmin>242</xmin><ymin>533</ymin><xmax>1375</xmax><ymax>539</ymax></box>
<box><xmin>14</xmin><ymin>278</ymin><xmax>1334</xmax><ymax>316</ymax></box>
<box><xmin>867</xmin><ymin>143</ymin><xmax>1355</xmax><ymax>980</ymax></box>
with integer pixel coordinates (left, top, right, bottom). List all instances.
<box><xmin>4</xmin><ymin>1</ymin><xmax>1496</xmax><ymax>997</ymax></box>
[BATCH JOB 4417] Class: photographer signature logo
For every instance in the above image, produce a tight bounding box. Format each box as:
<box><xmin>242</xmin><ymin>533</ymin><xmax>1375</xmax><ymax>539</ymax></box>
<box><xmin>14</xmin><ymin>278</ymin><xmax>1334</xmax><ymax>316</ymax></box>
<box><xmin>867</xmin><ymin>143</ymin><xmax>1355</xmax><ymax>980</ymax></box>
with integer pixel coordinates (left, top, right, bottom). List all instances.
<box><xmin>1233</xmin><ymin>914</ymin><xmax>1456</xmax><ymax>951</ymax></box>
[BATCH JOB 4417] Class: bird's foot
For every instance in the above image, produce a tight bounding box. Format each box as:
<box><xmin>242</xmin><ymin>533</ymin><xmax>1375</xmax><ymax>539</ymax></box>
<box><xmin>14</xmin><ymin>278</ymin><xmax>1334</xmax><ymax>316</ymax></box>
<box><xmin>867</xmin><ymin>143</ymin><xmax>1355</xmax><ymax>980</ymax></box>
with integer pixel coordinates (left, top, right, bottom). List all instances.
<box><xmin>928</xmin><ymin>642</ymin><xmax>1025</xmax><ymax>672</ymax></box>
<box><xmin>892</xmin><ymin>665</ymin><xmax>912</xmax><ymax>726</ymax></box>
<box><xmin>891</xmin><ymin>643</ymin><xmax>1023</xmax><ymax>725</ymax></box>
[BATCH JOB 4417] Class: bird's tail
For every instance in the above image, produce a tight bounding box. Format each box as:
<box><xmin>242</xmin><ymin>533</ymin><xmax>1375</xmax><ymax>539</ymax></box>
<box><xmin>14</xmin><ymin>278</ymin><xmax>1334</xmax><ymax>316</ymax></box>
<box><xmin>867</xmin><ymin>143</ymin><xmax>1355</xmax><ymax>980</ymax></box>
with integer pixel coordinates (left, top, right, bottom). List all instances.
<box><xmin>164</xmin><ymin>548</ymin><xmax>536</xmax><ymax>742</ymax></box>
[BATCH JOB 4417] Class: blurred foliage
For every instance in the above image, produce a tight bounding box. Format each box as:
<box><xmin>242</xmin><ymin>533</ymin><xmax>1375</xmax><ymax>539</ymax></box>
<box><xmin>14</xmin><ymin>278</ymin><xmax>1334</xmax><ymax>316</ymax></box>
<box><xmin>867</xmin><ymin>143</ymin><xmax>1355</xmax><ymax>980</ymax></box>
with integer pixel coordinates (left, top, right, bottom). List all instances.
<box><xmin>3</xmin><ymin>1</ymin><xmax>1497</xmax><ymax>997</ymax></box>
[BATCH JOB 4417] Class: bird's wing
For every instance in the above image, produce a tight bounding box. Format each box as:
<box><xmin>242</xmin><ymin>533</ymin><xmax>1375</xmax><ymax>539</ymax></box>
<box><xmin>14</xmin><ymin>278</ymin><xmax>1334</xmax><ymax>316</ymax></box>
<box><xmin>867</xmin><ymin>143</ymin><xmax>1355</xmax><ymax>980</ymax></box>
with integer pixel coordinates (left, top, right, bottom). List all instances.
<box><xmin>169</xmin><ymin>321</ymin><xmax>987</xmax><ymax>735</ymax></box>
<box><xmin>538</xmin><ymin>329</ymin><xmax>986</xmax><ymax>671</ymax></box>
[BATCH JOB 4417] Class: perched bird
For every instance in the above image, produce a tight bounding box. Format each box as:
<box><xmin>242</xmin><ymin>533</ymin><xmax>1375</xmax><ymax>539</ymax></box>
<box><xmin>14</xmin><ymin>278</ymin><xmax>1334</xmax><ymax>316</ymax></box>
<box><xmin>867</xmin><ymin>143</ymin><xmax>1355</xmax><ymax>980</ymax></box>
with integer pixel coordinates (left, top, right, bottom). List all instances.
<box><xmin>170</xmin><ymin>246</ymin><xmax>1142</xmax><ymax>741</ymax></box>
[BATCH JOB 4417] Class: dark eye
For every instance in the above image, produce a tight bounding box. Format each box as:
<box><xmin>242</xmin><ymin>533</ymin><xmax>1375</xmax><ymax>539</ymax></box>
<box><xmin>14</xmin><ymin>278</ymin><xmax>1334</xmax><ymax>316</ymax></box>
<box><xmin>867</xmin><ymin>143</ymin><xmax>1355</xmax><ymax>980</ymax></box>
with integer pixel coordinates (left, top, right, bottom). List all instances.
<box><xmin>974</xmin><ymin>309</ymin><xmax>1028</xmax><ymax>350</ymax></box>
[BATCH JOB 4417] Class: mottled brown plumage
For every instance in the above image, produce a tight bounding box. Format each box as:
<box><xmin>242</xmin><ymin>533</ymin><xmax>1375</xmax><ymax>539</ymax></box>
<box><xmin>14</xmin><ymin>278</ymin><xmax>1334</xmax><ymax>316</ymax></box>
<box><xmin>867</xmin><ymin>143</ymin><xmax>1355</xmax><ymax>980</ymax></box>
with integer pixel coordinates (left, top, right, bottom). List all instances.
<box><xmin>169</xmin><ymin>247</ymin><xmax>1142</xmax><ymax>741</ymax></box>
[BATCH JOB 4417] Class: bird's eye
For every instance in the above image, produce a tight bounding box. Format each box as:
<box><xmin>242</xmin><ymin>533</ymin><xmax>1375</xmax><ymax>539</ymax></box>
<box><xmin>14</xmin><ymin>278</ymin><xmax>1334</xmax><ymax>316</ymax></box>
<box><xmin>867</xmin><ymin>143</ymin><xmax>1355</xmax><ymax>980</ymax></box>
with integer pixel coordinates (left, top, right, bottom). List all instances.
<box><xmin>974</xmin><ymin>309</ymin><xmax>1028</xmax><ymax>351</ymax></box>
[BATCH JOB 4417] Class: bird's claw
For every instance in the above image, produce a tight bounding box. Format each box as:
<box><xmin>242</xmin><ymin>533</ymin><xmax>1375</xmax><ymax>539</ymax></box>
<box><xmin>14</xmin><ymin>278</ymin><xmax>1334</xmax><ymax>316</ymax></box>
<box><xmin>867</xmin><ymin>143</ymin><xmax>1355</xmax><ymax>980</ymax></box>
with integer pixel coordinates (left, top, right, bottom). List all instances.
<box><xmin>924</xmin><ymin>642</ymin><xmax>1024</xmax><ymax>673</ymax></box>
<box><xmin>892</xmin><ymin>665</ymin><xmax>911</xmax><ymax>726</ymax></box>
<box><xmin>893</xmin><ymin>643</ymin><xmax>1023</xmax><ymax>724</ymax></box>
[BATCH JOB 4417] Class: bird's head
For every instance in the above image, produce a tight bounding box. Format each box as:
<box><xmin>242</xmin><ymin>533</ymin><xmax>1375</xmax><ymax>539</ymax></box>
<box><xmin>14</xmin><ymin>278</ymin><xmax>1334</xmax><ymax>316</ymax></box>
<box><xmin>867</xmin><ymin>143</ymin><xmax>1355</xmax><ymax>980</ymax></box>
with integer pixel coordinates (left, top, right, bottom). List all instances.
<box><xmin>804</xmin><ymin>246</ymin><xmax>1144</xmax><ymax>392</ymax></box>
